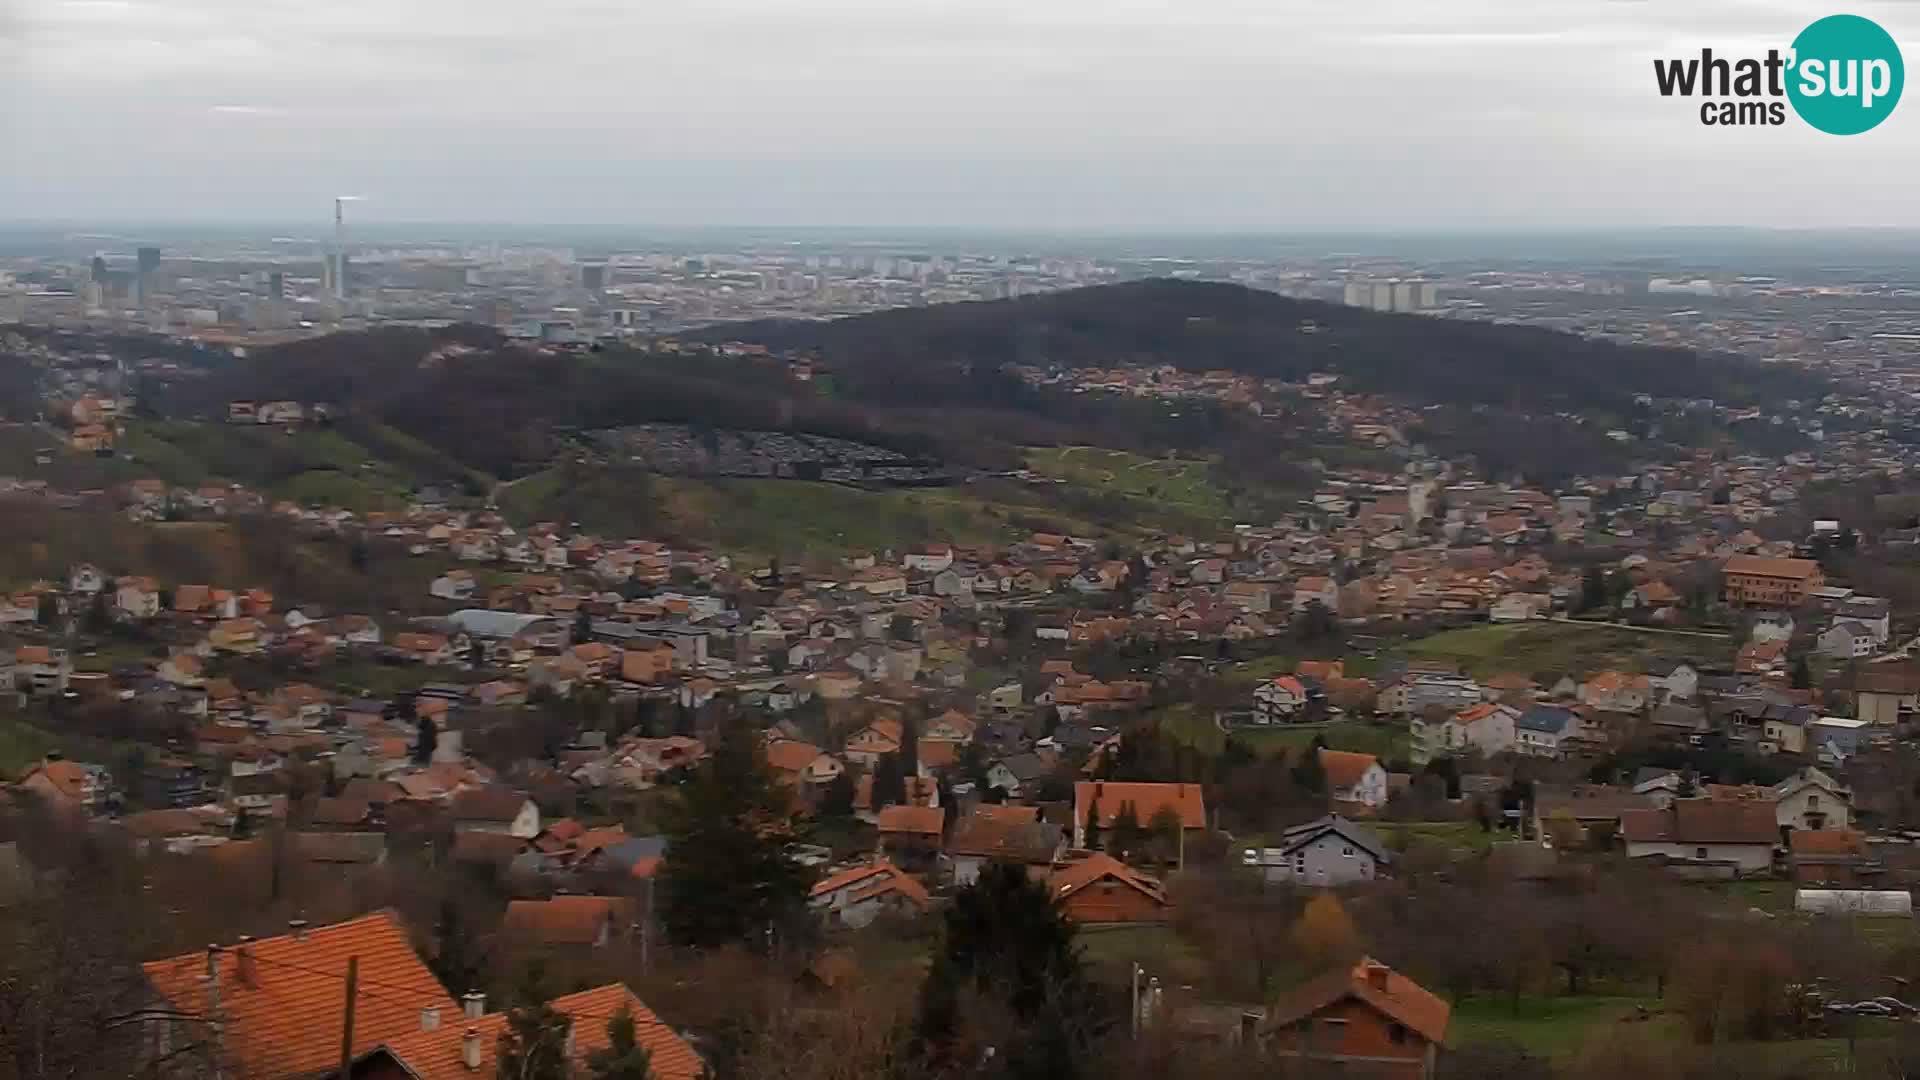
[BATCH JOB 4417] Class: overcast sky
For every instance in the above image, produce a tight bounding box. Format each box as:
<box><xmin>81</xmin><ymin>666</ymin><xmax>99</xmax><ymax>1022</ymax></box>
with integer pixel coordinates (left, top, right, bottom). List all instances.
<box><xmin>4</xmin><ymin>0</ymin><xmax>1919</xmax><ymax>229</ymax></box>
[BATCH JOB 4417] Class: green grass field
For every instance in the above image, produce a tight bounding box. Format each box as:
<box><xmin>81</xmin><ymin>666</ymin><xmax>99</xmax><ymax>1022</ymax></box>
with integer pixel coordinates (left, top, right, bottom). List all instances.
<box><xmin>1404</xmin><ymin>621</ymin><xmax>1733</xmax><ymax>681</ymax></box>
<box><xmin>1448</xmin><ymin>994</ymin><xmax>1666</xmax><ymax>1057</ymax></box>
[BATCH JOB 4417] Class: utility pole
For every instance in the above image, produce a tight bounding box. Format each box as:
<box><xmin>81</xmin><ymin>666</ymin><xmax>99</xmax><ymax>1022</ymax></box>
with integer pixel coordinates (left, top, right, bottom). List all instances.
<box><xmin>337</xmin><ymin>956</ymin><xmax>359</xmax><ymax>1080</ymax></box>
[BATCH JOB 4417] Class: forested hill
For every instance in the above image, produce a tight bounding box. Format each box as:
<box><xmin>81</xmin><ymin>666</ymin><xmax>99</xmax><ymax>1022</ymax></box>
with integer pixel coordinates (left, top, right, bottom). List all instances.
<box><xmin>705</xmin><ymin>278</ymin><xmax>1826</xmax><ymax>413</ymax></box>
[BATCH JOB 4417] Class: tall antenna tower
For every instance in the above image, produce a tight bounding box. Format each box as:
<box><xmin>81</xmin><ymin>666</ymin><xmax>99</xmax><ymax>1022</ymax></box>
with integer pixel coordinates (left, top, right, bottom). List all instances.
<box><xmin>331</xmin><ymin>195</ymin><xmax>363</xmax><ymax>301</ymax></box>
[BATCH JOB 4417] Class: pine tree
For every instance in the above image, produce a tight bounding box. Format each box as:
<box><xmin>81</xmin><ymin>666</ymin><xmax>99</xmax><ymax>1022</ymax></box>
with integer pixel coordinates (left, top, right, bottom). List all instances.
<box><xmin>430</xmin><ymin>898</ymin><xmax>487</xmax><ymax>995</ymax></box>
<box><xmin>916</xmin><ymin>862</ymin><xmax>1101</xmax><ymax>1078</ymax></box>
<box><xmin>657</xmin><ymin>721</ymin><xmax>809</xmax><ymax>949</ymax></box>
<box><xmin>573</xmin><ymin>609</ymin><xmax>593</xmax><ymax>645</ymax></box>
<box><xmin>1109</xmin><ymin>801</ymin><xmax>1142</xmax><ymax>859</ymax></box>
<box><xmin>900</xmin><ymin>710</ymin><xmax>921</xmax><ymax>778</ymax></box>
<box><xmin>822</xmin><ymin>768</ymin><xmax>857</xmax><ymax>818</ymax></box>
<box><xmin>1791</xmin><ymin>653</ymin><xmax>1812</xmax><ymax>690</ymax></box>
<box><xmin>413</xmin><ymin>714</ymin><xmax>437</xmax><ymax>765</ymax></box>
<box><xmin>872</xmin><ymin>752</ymin><xmax>908</xmax><ymax>808</ymax></box>
<box><xmin>585</xmin><ymin>1007</ymin><xmax>653</xmax><ymax>1080</ymax></box>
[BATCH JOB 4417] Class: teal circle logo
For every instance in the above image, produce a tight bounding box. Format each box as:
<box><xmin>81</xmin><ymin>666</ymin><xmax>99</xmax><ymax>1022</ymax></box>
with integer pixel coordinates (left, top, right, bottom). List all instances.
<box><xmin>1788</xmin><ymin>14</ymin><xmax>1903</xmax><ymax>134</ymax></box>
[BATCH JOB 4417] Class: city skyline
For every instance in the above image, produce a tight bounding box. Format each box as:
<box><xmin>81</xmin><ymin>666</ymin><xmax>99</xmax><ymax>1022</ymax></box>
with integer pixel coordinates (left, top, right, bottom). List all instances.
<box><xmin>7</xmin><ymin>0</ymin><xmax>1920</xmax><ymax>229</ymax></box>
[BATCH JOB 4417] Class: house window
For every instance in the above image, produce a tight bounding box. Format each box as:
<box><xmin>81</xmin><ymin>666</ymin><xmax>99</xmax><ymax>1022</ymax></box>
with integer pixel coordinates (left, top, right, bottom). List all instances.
<box><xmin>1389</xmin><ymin>1023</ymin><xmax>1408</xmax><ymax>1045</ymax></box>
<box><xmin>1807</xmin><ymin>795</ymin><xmax>1819</xmax><ymax>809</ymax></box>
<box><xmin>1342</xmin><ymin>846</ymin><xmax>1354</xmax><ymax>857</ymax></box>
<box><xmin>1695</xmin><ymin>847</ymin><xmax>1708</xmax><ymax>860</ymax></box>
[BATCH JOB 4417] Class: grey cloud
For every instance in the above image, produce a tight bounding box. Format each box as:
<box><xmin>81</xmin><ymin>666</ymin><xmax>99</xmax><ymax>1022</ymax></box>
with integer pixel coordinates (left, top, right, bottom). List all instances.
<box><xmin>5</xmin><ymin>0</ymin><xmax>1920</xmax><ymax>228</ymax></box>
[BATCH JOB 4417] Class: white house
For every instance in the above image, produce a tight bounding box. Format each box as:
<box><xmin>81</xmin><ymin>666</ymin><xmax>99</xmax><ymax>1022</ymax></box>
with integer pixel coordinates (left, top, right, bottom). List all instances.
<box><xmin>1773</xmin><ymin>768</ymin><xmax>1852</xmax><ymax>831</ymax></box>
<box><xmin>1819</xmin><ymin>621</ymin><xmax>1879</xmax><ymax>660</ymax></box>
<box><xmin>1749</xmin><ymin>611</ymin><xmax>1796</xmax><ymax>644</ymax></box>
<box><xmin>1320</xmin><ymin>749</ymin><xmax>1389</xmax><ymax>809</ymax></box>
<box><xmin>1250</xmin><ymin>675</ymin><xmax>1310</xmax><ymax>724</ymax></box>
<box><xmin>1516</xmin><ymin>706</ymin><xmax>1580</xmax><ymax>758</ymax></box>
<box><xmin>1441</xmin><ymin>702</ymin><xmax>1519</xmax><ymax>757</ymax></box>
<box><xmin>807</xmin><ymin>861</ymin><xmax>928</xmax><ymax>929</ymax></box>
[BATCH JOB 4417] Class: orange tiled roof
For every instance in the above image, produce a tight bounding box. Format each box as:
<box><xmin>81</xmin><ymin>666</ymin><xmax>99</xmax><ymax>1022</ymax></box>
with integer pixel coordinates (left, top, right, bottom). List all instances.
<box><xmin>1073</xmin><ymin>781</ymin><xmax>1206</xmax><ymax>831</ymax></box>
<box><xmin>1262</xmin><ymin>957</ymin><xmax>1451</xmax><ymax>1045</ymax></box>
<box><xmin>1318</xmin><ymin>749</ymin><xmax>1379</xmax><ymax>792</ymax></box>
<box><xmin>375</xmin><ymin>983</ymin><xmax>701</xmax><ymax>1080</ymax></box>
<box><xmin>142</xmin><ymin>911</ymin><xmax>456</xmax><ymax>1079</ymax></box>
<box><xmin>500</xmin><ymin>896</ymin><xmax>636</xmax><ymax>945</ymax></box>
<box><xmin>876</xmin><ymin>804</ymin><xmax>945</xmax><ymax>836</ymax></box>
<box><xmin>1046</xmin><ymin>852</ymin><xmax>1167</xmax><ymax>905</ymax></box>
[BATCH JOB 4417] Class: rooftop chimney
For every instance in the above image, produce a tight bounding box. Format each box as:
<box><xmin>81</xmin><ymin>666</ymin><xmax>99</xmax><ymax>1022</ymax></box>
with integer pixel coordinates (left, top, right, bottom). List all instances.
<box><xmin>421</xmin><ymin>1007</ymin><xmax>441</xmax><ymax>1032</ymax></box>
<box><xmin>205</xmin><ymin>943</ymin><xmax>222</xmax><ymax>978</ymax></box>
<box><xmin>462</xmin><ymin>1028</ymin><xmax>482</xmax><ymax>1071</ymax></box>
<box><xmin>234</xmin><ymin>935</ymin><xmax>256</xmax><ymax>987</ymax></box>
<box><xmin>463</xmin><ymin>991</ymin><xmax>486</xmax><ymax>1019</ymax></box>
<box><xmin>1365</xmin><ymin>961</ymin><xmax>1391</xmax><ymax>991</ymax></box>
<box><xmin>288</xmin><ymin>919</ymin><xmax>308</xmax><ymax>942</ymax></box>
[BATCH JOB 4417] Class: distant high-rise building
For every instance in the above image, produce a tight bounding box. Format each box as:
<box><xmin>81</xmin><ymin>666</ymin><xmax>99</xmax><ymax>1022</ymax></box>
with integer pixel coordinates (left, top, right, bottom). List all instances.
<box><xmin>90</xmin><ymin>256</ymin><xmax>108</xmax><ymax>283</ymax></box>
<box><xmin>1370</xmin><ymin>283</ymin><xmax>1394</xmax><ymax>312</ymax></box>
<box><xmin>1342</xmin><ymin>281</ymin><xmax>1369</xmax><ymax>307</ymax></box>
<box><xmin>266</xmin><ymin>271</ymin><xmax>285</xmax><ymax>300</ymax></box>
<box><xmin>580</xmin><ymin>262</ymin><xmax>607</xmax><ymax>291</ymax></box>
<box><xmin>1419</xmin><ymin>283</ymin><xmax>1440</xmax><ymax>309</ymax></box>
<box><xmin>1392</xmin><ymin>281</ymin><xmax>1416</xmax><ymax>312</ymax></box>
<box><xmin>136</xmin><ymin>247</ymin><xmax>161</xmax><ymax>275</ymax></box>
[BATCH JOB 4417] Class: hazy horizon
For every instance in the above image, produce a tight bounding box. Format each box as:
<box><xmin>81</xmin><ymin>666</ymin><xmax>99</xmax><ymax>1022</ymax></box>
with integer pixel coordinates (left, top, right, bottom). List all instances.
<box><xmin>7</xmin><ymin>0</ymin><xmax>1920</xmax><ymax>230</ymax></box>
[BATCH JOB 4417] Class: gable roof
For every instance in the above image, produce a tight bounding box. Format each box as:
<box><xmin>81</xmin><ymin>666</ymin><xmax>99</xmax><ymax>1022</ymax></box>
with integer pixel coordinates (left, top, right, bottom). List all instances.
<box><xmin>1620</xmin><ymin>798</ymin><xmax>1778</xmax><ymax>846</ymax></box>
<box><xmin>809</xmin><ymin>860</ymin><xmax>931</xmax><ymax>908</ymax></box>
<box><xmin>1317</xmin><ymin>749</ymin><xmax>1380</xmax><ymax>792</ymax></box>
<box><xmin>1046</xmin><ymin>852</ymin><xmax>1168</xmax><ymax>907</ymax></box>
<box><xmin>373</xmin><ymin>983</ymin><xmax>702</xmax><ymax>1080</ymax></box>
<box><xmin>1277</xmin><ymin>815</ymin><xmax>1391</xmax><ymax>863</ymax></box>
<box><xmin>500</xmin><ymin>896</ymin><xmax>637</xmax><ymax>945</ymax></box>
<box><xmin>1073</xmin><ymin>781</ymin><xmax>1206</xmax><ymax>831</ymax></box>
<box><xmin>876</xmin><ymin>804</ymin><xmax>945</xmax><ymax>837</ymax></box>
<box><xmin>143</xmin><ymin>911</ymin><xmax>455</xmax><ymax>1079</ymax></box>
<box><xmin>1261</xmin><ymin>957</ymin><xmax>1451</xmax><ymax>1045</ymax></box>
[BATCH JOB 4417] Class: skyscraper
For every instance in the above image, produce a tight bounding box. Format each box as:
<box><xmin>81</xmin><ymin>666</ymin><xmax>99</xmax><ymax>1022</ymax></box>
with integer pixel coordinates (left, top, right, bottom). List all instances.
<box><xmin>90</xmin><ymin>256</ymin><xmax>108</xmax><ymax>283</ymax></box>
<box><xmin>266</xmin><ymin>271</ymin><xmax>285</xmax><ymax>300</ymax></box>
<box><xmin>580</xmin><ymin>262</ymin><xmax>607</xmax><ymax>291</ymax></box>
<box><xmin>136</xmin><ymin>247</ymin><xmax>161</xmax><ymax>275</ymax></box>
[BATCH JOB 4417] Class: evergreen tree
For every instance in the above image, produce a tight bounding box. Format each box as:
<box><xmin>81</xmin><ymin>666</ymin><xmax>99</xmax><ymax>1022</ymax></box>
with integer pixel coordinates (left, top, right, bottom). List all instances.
<box><xmin>657</xmin><ymin>722</ymin><xmax>809</xmax><ymax>950</ymax></box>
<box><xmin>900</xmin><ymin>710</ymin><xmax>921</xmax><ymax>778</ymax></box>
<box><xmin>1578</xmin><ymin>565</ymin><xmax>1605</xmax><ymax>613</ymax></box>
<box><xmin>1108</xmin><ymin>801</ymin><xmax>1142</xmax><ymax>859</ymax></box>
<box><xmin>1291</xmin><ymin>743</ymin><xmax>1327</xmax><ymax>794</ymax></box>
<box><xmin>822</xmin><ymin>768</ymin><xmax>857</xmax><ymax>818</ymax></box>
<box><xmin>872</xmin><ymin>752</ymin><xmax>908</xmax><ymax>808</ymax></box>
<box><xmin>431</xmin><ymin>898</ymin><xmax>487</xmax><ymax>994</ymax></box>
<box><xmin>572</xmin><ymin>609</ymin><xmax>594</xmax><ymax>645</ymax></box>
<box><xmin>35</xmin><ymin>592</ymin><xmax>58</xmax><ymax>626</ymax></box>
<box><xmin>469</xmin><ymin>638</ymin><xmax>488</xmax><ymax>669</ymax></box>
<box><xmin>916</xmin><ymin>862</ymin><xmax>1101</xmax><ymax>1079</ymax></box>
<box><xmin>84</xmin><ymin>593</ymin><xmax>111</xmax><ymax>635</ymax></box>
<box><xmin>413</xmin><ymin>714</ymin><xmax>437</xmax><ymax>765</ymax></box>
<box><xmin>1791</xmin><ymin>653</ymin><xmax>1813</xmax><ymax>690</ymax></box>
<box><xmin>585</xmin><ymin>1007</ymin><xmax>653</xmax><ymax>1080</ymax></box>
